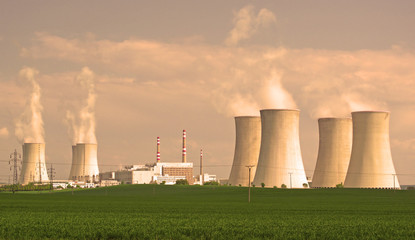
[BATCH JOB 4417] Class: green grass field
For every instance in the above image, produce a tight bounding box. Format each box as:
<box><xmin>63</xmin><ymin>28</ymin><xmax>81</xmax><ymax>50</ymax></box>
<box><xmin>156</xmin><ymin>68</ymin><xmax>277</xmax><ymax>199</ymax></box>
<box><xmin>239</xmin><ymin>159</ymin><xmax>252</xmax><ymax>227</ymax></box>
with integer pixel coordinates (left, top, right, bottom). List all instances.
<box><xmin>0</xmin><ymin>185</ymin><xmax>415</xmax><ymax>239</ymax></box>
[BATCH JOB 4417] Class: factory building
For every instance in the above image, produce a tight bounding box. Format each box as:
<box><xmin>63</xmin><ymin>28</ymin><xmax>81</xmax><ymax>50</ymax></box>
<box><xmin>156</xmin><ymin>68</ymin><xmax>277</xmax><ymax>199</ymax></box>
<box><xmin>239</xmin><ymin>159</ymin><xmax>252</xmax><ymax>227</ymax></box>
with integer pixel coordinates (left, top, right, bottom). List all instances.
<box><xmin>100</xmin><ymin>162</ymin><xmax>194</xmax><ymax>185</ymax></box>
<box><xmin>228</xmin><ymin>116</ymin><xmax>261</xmax><ymax>187</ymax></box>
<box><xmin>344</xmin><ymin>111</ymin><xmax>400</xmax><ymax>189</ymax></box>
<box><xmin>20</xmin><ymin>143</ymin><xmax>49</xmax><ymax>184</ymax></box>
<box><xmin>253</xmin><ymin>109</ymin><xmax>308</xmax><ymax>188</ymax></box>
<box><xmin>312</xmin><ymin>118</ymin><xmax>352</xmax><ymax>188</ymax></box>
<box><xmin>68</xmin><ymin>143</ymin><xmax>100</xmax><ymax>182</ymax></box>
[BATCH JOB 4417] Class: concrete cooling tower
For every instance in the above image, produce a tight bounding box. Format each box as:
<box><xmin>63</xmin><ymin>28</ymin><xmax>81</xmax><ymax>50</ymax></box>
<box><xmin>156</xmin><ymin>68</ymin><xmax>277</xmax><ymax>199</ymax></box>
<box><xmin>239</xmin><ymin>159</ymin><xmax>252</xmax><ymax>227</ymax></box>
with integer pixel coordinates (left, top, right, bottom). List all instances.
<box><xmin>68</xmin><ymin>143</ymin><xmax>99</xmax><ymax>182</ymax></box>
<box><xmin>20</xmin><ymin>143</ymin><xmax>49</xmax><ymax>184</ymax></box>
<box><xmin>253</xmin><ymin>109</ymin><xmax>308</xmax><ymax>188</ymax></box>
<box><xmin>344</xmin><ymin>111</ymin><xmax>400</xmax><ymax>189</ymax></box>
<box><xmin>228</xmin><ymin>116</ymin><xmax>261</xmax><ymax>187</ymax></box>
<box><xmin>312</xmin><ymin>118</ymin><xmax>352</xmax><ymax>188</ymax></box>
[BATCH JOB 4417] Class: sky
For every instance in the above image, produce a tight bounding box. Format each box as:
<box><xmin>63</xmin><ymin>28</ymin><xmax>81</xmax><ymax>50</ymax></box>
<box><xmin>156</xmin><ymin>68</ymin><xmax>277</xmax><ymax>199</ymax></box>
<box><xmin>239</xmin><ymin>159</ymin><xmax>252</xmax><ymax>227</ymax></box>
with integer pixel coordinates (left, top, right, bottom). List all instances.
<box><xmin>1</xmin><ymin>1</ymin><xmax>415</xmax><ymax>184</ymax></box>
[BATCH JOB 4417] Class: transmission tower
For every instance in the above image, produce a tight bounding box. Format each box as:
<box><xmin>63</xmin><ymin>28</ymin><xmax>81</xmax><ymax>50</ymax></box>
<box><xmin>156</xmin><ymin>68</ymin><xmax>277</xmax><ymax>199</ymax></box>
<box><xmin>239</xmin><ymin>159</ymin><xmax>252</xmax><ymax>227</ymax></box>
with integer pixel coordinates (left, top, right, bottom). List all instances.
<box><xmin>48</xmin><ymin>164</ymin><xmax>56</xmax><ymax>190</ymax></box>
<box><xmin>9</xmin><ymin>149</ymin><xmax>22</xmax><ymax>193</ymax></box>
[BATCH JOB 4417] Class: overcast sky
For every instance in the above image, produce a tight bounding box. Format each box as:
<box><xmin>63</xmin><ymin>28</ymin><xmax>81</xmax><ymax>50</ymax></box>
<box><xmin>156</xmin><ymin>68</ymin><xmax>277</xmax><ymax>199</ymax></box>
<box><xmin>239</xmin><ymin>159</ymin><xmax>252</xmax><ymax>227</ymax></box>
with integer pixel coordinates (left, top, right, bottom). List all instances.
<box><xmin>1</xmin><ymin>1</ymin><xmax>415</xmax><ymax>184</ymax></box>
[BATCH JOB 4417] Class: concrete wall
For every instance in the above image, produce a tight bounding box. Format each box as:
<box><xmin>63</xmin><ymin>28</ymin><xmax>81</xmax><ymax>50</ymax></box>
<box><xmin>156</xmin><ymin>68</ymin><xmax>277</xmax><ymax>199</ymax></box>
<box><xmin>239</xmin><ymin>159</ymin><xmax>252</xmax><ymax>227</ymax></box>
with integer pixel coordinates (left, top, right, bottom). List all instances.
<box><xmin>228</xmin><ymin>116</ymin><xmax>261</xmax><ymax>187</ymax></box>
<box><xmin>253</xmin><ymin>109</ymin><xmax>308</xmax><ymax>188</ymax></box>
<box><xmin>20</xmin><ymin>143</ymin><xmax>49</xmax><ymax>184</ymax></box>
<box><xmin>312</xmin><ymin>118</ymin><xmax>352</xmax><ymax>188</ymax></box>
<box><xmin>344</xmin><ymin>111</ymin><xmax>400</xmax><ymax>189</ymax></box>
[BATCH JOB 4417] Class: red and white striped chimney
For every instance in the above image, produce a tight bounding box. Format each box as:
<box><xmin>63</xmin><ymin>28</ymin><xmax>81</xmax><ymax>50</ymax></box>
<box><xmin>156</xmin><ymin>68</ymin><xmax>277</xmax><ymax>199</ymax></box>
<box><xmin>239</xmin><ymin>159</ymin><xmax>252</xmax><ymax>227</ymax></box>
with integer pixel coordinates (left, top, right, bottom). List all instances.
<box><xmin>157</xmin><ymin>137</ymin><xmax>161</xmax><ymax>163</ymax></box>
<box><xmin>182</xmin><ymin>130</ymin><xmax>186</xmax><ymax>163</ymax></box>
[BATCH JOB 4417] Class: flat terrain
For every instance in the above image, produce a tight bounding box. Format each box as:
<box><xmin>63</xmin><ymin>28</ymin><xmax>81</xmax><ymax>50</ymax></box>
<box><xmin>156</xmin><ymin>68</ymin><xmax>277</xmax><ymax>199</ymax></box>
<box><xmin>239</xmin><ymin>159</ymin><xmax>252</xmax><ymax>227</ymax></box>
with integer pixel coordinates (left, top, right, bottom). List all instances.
<box><xmin>0</xmin><ymin>185</ymin><xmax>414</xmax><ymax>239</ymax></box>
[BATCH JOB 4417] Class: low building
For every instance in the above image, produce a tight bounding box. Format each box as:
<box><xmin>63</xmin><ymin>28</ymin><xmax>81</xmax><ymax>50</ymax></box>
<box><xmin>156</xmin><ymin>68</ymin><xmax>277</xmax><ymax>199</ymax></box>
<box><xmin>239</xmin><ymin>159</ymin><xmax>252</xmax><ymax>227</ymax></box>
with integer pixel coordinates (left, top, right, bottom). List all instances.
<box><xmin>100</xmin><ymin>162</ymin><xmax>194</xmax><ymax>185</ymax></box>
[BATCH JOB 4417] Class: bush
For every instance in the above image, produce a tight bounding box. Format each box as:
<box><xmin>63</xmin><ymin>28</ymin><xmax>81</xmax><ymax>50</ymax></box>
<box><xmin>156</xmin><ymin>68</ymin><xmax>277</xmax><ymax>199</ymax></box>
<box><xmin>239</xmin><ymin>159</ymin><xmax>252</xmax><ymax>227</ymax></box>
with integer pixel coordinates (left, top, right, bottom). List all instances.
<box><xmin>273</xmin><ymin>186</ymin><xmax>277</xmax><ymax>189</ymax></box>
<box><xmin>336</xmin><ymin>183</ymin><xmax>344</xmax><ymax>188</ymax></box>
<box><xmin>261</xmin><ymin>182</ymin><xmax>265</xmax><ymax>188</ymax></box>
<box><xmin>175</xmin><ymin>179</ymin><xmax>189</xmax><ymax>185</ymax></box>
<box><xmin>239</xmin><ymin>184</ymin><xmax>241</xmax><ymax>187</ymax></box>
<box><xmin>252</xmin><ymin>184</ymin><xmax>255</xmax><ymax>188</ymax></box>
<box><xmin>281</xmin><ymin>184</ymin><xmax>287</xmax><ymax>189</ymax></box>
<box><xmin>160</xmin><ymin>181</ymin><xmax>166</xmax><ymax>185</ymax></box>
<box><xmin>303</xmin><ymin>183</ymin><xmax>308</xmax><ymax>188</ymax></box>
<box><xmin>204</xmin><ymin>181</ymin><xmax>219</xmax><ymax>186</ymax></box>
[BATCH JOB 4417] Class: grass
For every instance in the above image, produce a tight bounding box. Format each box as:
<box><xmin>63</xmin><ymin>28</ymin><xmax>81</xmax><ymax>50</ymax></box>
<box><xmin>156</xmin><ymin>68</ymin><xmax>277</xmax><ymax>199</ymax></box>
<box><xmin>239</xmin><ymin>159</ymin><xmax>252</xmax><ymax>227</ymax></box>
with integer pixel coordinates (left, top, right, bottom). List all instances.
<box><xmin>0</xmin><ymin>185</ymin><xmax>415</xmax><ymax>239</ymax></box>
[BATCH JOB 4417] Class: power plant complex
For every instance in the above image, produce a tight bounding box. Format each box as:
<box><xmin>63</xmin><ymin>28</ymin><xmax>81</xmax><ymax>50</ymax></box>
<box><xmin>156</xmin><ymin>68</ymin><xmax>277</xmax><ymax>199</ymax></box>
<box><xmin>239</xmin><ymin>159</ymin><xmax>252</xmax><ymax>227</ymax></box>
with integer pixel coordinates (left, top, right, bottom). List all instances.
<box><xmin>14</xmin><ymin>108</ymin><xmax>402</xmax><ymax>189</ymax></box>
<box><xmin>229</xmin><ymin>109</ymin><xmax>401</xmax><ymax>189</ymax></box>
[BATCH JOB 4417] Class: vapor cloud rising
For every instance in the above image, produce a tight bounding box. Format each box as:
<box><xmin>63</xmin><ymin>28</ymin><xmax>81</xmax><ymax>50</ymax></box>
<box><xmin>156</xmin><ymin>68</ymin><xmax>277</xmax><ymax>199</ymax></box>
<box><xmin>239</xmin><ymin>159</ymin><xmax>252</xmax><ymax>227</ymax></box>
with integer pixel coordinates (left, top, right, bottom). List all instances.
<box><xmin>65</xmin><ymin>67</ymin><xmax>97</xmax><ymax>144</ymax></box>
<box><xmin>14</xmin><ymin>67</ymin><xmax>44</xmax><ymax>143</ymax></box>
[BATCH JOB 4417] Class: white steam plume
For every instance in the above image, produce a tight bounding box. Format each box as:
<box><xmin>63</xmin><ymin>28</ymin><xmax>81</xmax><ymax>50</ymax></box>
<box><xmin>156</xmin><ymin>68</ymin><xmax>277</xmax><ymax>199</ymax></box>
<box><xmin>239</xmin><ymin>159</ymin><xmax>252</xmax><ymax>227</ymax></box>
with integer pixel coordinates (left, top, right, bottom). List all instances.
<box><xmin>225</xmin><ymin>5</ymin><xmax>276</xmax><ymax>46</ymax></box>
<box><xmin>15</xmin><ymin>67</ymin><xmax>44</xmax><ymax>143</ymax></box>
<box><xmin>66</xmin><ymin>67</ymin><xmax>97</xmax><ymax>144</ymax></box>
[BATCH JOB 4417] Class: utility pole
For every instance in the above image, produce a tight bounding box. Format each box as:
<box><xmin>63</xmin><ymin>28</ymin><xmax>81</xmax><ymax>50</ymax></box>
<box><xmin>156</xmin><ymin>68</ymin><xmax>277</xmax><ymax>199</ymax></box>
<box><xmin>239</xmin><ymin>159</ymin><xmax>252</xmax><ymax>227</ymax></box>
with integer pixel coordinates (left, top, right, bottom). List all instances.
<box><xmin>200</xmin><ymin>148</ymin><xmax>203</xmax><ymax>185</ymax></box>
<box><xmin>246</xmin><ymin>165</ymin><xmax>255</xmax><ymax>203</ymax></box>
<box><xmin>289</xmin><ymin>172</ymin><xmax>293</xmax><ymax>189</ymax></box>
<box><xmin>9</xmin><ymin>149</ymin><xmax>21</xmax><ymax>194</ymax></box>
<box><xmin>48</xmin><ymin>164</ymin><xmax>56</xmax><ymax>191</ymax></box>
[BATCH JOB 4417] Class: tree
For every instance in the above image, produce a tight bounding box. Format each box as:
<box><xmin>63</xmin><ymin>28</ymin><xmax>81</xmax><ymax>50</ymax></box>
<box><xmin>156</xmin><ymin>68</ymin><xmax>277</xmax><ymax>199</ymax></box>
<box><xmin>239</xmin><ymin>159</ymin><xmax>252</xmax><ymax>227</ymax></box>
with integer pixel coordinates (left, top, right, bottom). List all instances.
<box><xmin>203</xmin><ymin>181</ymin><xmax>219</xmax><ymax>186</ymax></box>
<box><xmin>261</xmin><ymin>182</ymin><xmax>265</xmax><ymax>188</ymax></box>
<box><xmin>175</xmin><ymin>179</ymin><xmax>189</xmax><ymax>185</ymax></box>
<box><xmin>336</xmin><ymin>183</ymin><xmax>344</xmax><ymax>188</ymax></box>
<box><xmin>303</xmin><ymin>183</ymin><xmax>308</xmax><ymax>188</ymax></box>
<box><xmin>281</xmin><ymin>184</ymin><xmax>287</xmax><ymax>189</ymax></box>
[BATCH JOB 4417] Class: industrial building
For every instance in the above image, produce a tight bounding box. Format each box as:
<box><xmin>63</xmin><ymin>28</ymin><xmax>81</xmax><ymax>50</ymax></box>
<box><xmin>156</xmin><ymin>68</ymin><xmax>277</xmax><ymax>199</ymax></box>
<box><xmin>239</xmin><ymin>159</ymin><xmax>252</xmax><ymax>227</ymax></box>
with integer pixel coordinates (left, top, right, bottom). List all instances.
<box><xmin>228</xmin><ymin>116</ymin><xmax>261</xmax><ymax>186</ymax></box>
<box><xmin>312</xmin><ymin>118</ymin><xmax>352</xmax><ymax>188</ymax></box>
<box><xmin>68</xmin><ymin>143</ymin><xmax>100</xmax><ymax>182</ymax></box>
<box><xmin>100</xmin><ymin>162</ymin><xmax>194</xmax><ymax>185</ymax></box>
<box><xmin>344</xmin><ymin>111</ymin><xmax>400</xmax><ymax>189</ymax></box>
<box><xmin>253</xmin><ymin>109</ymin><xmax>308</xmax><ymax>188</ymax></box>
<box><xmin>20</xmin><ymin>143</ymin><xmax>49</xmax><ymax>184</ymax></box>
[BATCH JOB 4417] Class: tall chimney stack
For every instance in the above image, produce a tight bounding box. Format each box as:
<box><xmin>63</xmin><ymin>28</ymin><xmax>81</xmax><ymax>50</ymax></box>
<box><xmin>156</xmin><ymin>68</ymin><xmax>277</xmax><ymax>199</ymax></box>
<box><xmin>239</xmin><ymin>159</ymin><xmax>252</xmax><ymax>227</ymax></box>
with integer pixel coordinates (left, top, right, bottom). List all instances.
<box><xmin>182</xmin><ymin>130</ymin><xmax>187</xmax><ymax>163</ymax></box>
<box><xmin>157</xmin><ymin>137</ymin><xmax>161</xmax><ymax>163</ymax></box>
<box><xmin>200</xmin><ymin>148</ymin><xmax>203</xmax><ymax>185</ymax></box>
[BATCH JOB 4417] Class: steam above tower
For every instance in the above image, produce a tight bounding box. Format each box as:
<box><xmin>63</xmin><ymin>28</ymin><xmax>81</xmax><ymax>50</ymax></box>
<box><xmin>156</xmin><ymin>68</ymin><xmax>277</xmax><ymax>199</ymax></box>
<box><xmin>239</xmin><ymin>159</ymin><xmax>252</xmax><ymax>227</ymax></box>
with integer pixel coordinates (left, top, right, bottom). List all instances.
<box><xmin>312</xmin><ymin>118</ymin><xmax>352</xmax><ymax>188</ymax></box>
<box><xmin>344</xmin><ymin>111</ymin><xmax>400</xmax><ymax>189</ymax></box>
<box><xmin>228</xmin><ymin>116</ymin><xmax>261</xmax><ymax>187</ymax></box>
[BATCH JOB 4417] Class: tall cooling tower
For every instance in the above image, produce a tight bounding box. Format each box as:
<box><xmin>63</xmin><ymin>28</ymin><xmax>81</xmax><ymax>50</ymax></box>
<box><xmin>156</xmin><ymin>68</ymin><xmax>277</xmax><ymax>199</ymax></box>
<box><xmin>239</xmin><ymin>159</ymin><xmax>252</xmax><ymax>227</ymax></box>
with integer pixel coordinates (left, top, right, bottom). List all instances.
<box><xmin>344</xmin><ymin>111</ymin><xmax>400</xmax><ymax>189</ymax></box>
<box><xmin>228</xmin><ymin>116</ymin><xmax>261</xmax><ymax>187</ymax></box>
<box><xmin>68</xmin><ymin>145</ymin><xmax>79</xmax><ymax>181</ymax></box>
<box><xmin>20</xmin><ymin>143</ymin><xmax>49</xmax><ymax>184</ymax></box>
<box><xmin>312</xmin><ymin>118</ymin><xmax>352</xmax><ymax>188</ymax></box>
<box><xmin>69</xmin><ymin>143</ymin><xmax>99</xmax><ymax>182</ymax></box>
<box><xmin>253</xmin><ymin>109</ymin><xmax>308</xmax><ymax>188</ymax></box>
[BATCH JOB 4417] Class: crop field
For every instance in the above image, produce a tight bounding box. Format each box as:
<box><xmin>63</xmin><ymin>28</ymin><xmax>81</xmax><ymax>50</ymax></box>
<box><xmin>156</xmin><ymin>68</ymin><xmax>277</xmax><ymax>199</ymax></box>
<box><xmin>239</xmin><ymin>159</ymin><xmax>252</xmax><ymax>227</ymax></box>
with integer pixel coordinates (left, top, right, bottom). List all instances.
<box><xmin>0</xmin><ymin>185</ymin><xmax>415</xmax><ymax>239</ymax></box>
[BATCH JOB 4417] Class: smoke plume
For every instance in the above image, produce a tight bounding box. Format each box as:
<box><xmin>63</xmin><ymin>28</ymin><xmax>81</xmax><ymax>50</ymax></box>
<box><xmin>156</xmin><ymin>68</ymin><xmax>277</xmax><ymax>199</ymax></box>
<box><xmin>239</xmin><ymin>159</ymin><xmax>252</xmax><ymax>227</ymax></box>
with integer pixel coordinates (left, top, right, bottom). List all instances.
<box><xmin>66</xmin><ymin>67</ymin><xmax>97</xmax><ymax>144</ymax></box>
<box><xmin>15</xmin><ymin>67</ymin><xmax>44</xmax><ymax>143</ymax></box>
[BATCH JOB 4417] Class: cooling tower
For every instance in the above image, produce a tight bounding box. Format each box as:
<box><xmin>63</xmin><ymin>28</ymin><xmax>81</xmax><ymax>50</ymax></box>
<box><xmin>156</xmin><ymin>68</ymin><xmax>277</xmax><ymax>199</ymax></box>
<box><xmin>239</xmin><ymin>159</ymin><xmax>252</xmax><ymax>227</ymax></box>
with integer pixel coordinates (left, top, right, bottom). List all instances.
<box><xmin>312</xmin><ymin>118</ymin><xmax>352</xmax><ymax>188</ymax></box>
<box><xmin>68</xmin><ymin>145</ymin><xmax>79</xmax><ymax>181</ymax></box>
<box><xmin>253</xmin><ymin>109</ymin><xmax>308</xmax><ymax>188</ymax></box>
<box><xmin>344</xmin><ymin>111</ymin><xmax>400</xmax><ymax>189</ymax></box>
<box><xmin>228</xmin><ymin>116</ymin><xmax>261</xmax><ymax>187</ymax></box>
<box><xmin>20</xmin><ymin>143</ymin><xmax>49</xmax><ymax>184</ymax></box>
<box><xmin>69</xmin><ymin>143</ymin><xmax>99</xmax><ymax>182</ymax></box>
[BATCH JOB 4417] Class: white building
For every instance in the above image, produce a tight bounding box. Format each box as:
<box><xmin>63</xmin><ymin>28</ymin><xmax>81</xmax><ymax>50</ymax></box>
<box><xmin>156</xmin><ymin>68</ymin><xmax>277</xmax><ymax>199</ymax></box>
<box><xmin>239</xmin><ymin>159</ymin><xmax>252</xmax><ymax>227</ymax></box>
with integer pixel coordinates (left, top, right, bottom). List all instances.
<box><xmin>99</xmin><ymin>162</ymin><xmax>194</xmax><ymax>185</ymax></box>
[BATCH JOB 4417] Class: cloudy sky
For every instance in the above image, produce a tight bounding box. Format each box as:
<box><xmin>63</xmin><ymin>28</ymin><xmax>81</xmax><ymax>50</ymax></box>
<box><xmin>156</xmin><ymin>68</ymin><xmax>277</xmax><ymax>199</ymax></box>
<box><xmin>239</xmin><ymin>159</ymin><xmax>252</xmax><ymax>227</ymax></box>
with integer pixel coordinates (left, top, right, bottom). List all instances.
<box><xmin>1</xmin><ymin>1</ymin><xmax>415</xmax><ymax>184</ymax></box>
